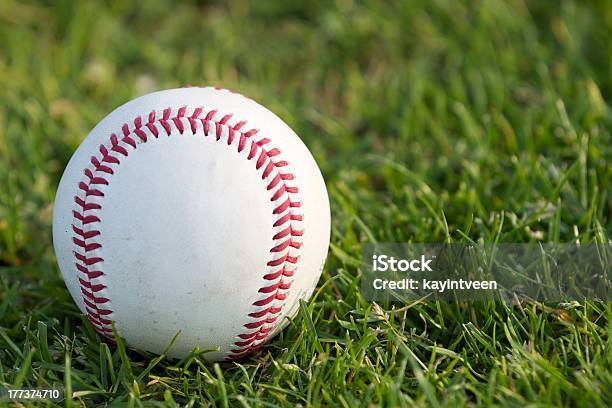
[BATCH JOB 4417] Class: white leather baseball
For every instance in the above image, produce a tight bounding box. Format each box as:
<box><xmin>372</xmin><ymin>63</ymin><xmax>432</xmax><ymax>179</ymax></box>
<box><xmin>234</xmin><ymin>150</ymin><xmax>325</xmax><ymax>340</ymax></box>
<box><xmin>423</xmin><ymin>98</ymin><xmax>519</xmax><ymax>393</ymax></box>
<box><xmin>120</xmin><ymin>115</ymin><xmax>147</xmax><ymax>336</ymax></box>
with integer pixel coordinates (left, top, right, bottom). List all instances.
<box><xmin>52</xmin><ymin>87</ymin><xmax>330</xmax><ymax>360</ymax></box>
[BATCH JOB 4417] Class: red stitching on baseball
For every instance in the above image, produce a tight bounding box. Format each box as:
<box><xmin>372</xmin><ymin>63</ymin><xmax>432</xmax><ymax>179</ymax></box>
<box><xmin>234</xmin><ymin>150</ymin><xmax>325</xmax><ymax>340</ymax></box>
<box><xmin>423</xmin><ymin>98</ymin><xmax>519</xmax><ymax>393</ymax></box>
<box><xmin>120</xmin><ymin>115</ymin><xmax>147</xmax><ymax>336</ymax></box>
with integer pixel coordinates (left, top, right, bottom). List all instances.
<box><xmin>263</xmin><ymin>268</ymin><xmax>295</xmax><ymax>280</ymax></box>
<box><xmin>71</xmin><ymin>104</ymin><xmax>303</xmax><ymax>358</ymax></box>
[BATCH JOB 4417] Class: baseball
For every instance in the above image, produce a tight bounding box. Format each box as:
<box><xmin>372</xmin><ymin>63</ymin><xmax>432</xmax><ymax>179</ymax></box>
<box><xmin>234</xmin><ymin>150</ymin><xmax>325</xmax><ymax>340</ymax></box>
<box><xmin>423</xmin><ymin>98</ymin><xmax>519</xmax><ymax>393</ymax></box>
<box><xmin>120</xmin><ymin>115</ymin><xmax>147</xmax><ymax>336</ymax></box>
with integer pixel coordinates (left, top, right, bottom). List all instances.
<box><xmin>52</xmin><ymin>87</ymin><xmax>331</xmax><ymax>360</ymax></box>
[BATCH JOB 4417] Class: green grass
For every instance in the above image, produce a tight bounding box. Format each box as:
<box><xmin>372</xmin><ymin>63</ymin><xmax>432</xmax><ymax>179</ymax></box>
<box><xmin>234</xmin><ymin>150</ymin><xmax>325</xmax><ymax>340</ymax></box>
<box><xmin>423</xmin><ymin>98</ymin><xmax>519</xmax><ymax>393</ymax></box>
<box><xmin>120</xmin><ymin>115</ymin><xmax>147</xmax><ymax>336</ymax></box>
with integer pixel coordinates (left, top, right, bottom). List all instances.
<box><xmin>0</xmin><ymin>0</ymin><xmax>611</xmax><ymax>406</ymax></box>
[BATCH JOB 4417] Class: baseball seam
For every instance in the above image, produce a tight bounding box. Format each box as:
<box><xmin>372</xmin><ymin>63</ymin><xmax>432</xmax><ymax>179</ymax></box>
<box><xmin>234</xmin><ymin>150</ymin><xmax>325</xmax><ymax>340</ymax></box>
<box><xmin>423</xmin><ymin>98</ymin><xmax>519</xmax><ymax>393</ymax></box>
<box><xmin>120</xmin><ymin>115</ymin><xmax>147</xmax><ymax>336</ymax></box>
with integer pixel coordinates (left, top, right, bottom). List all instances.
<box><xmin>71</xmin><ymin>104</ymin><xmax>303</xmax><ymax>358</ymax></box>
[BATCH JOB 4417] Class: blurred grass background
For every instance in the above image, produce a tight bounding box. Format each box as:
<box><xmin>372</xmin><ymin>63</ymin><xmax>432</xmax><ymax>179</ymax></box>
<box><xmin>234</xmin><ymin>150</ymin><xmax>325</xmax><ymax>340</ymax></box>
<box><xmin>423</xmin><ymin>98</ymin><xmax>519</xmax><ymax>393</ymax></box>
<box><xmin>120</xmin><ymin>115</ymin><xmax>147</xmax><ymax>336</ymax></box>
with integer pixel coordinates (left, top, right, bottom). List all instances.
<box><xmin>0</xmin><ymin>0</ymin><xmax>610</xmax><ymax>406</ymax></box>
